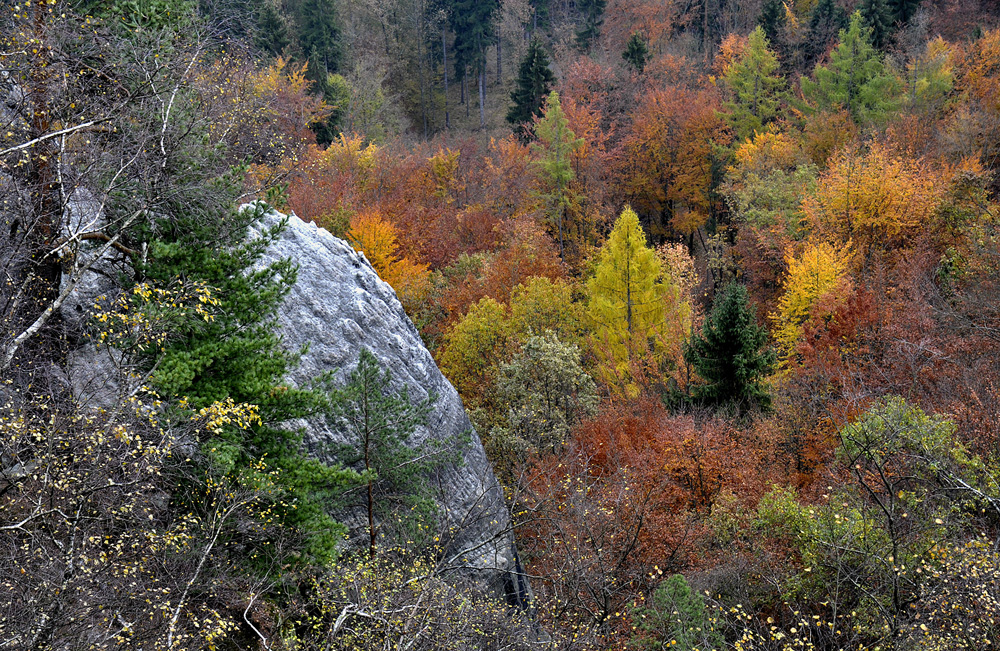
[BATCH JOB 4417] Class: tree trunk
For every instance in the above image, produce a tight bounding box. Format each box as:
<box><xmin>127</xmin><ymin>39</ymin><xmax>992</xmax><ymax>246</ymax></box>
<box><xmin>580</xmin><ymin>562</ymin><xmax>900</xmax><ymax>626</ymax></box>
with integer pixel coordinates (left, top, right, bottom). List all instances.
<box><xmin>478</xmin><ymin>66</ymin><xmax>486</xmax><ymax>128</ymax></box>
<box><xmin>443</xmin><ymin>27</ymin><xmax>450</xmax><ymax>129</ymax></box>
<box><xmin>497</xmin><ymin>31</ymin><xmax>502</xmax><ymax>82</ymax></box>
<box><xmin>418</xmin><ymin>3</ymin><xmax>428</xmax><ymax>139</ymax></box>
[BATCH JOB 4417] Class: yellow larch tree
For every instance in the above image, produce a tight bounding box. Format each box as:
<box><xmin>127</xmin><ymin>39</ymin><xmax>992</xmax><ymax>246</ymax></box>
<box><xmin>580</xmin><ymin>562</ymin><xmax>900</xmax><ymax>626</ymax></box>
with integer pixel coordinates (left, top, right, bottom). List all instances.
<box><xmin>586</xmin><ymin>206</ymin><xmax>690</xmax><ymax>396</ymax></box>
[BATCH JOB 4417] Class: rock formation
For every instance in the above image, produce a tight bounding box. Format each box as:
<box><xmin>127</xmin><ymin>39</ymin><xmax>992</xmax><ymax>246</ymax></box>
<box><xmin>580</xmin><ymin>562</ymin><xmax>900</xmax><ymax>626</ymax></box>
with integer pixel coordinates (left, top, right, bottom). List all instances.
<box><xmin>247</xmin><ymin>207</ymin><xmax>525</xmax><ymax>600</ymax></box>
<box><xmin>57</xmin><ymin>199</ymin><xmax>528</xmax><ymax>603</ymax></box>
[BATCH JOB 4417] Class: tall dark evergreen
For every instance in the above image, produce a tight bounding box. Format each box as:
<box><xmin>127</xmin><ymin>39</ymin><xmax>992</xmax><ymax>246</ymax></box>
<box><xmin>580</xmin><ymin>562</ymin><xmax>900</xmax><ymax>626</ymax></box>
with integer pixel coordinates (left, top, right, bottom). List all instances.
<box><xmin>299</xmin><ymin>0</ymin><xmax>341</xmax><ymax>79</ymax></box>
<box><xmin>889</xmin><ymin>0</ymin><xmax>923</xmax><ymax>25</ymax></box>
<box><xmin>141</xmin><ymin>202</ymin><xmax>357</xmax><ymax>564</ymax></box>
<box><xmin>449</xmin><ymin>0</ymin><xmax>499</xmax><ymax>127</ymax></box>
<box><xmin>803</xmin><ymin>0</ymin><xmax>848</xmax><ymax>68</ymax></box>
<box><xmin>622</xmin><ymin>31</ymin><xmax>649</xmax><ymax>74</ymax></box>
<box><xmin>506</xmin><ymin>40</ymin><xmax>555</xmax><ymax>138</ymax></box>
<box><xmin>860</xmin><ymin>0</ymin><xmax>893</xmax><ymax>50</ymax></box>
<box><xmin>684</xmin><ymin>282</ymin><xmax>775</xmax><ymax>414</ymax></box>
<box><xmin>758</xmin><ymin>0</ymin><xmax>788</xmax><ymax>62</ymax></box>
<box><xmin>529</xmin><ymin>0</ymin><xmax>550</xmax><ymax>32</ymax></box>
<box><xmin>254</xmin><ymin>0</ymin><xmax>291</xmax><ymax>56</ymax></box>
<box><xmin>575</xmin><ymin>0</ymin><xmax>606</xmax><ymax>49</ymax></box>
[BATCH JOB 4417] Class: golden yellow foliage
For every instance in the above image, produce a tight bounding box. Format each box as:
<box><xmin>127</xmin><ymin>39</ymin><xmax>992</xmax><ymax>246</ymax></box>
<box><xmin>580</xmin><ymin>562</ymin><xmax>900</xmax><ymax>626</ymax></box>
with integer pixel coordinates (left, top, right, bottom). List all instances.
<box><xmin>803</xmin><ymin>144</ymin><xmax>946</xmax><ymax>258</ymax></box>
<box><xmin>347</xmin><ymin>212</ymin><xmax>431</xmax><ymax>313</ymax></box>
<box><xmin>730</xmin><ymin>131</ymin><xmax>804</xmax><ymax>176</ymax></box>
<box><xmin>771</xmin><ymin>242</ymin><xmax>850</xmax><ymax>358</ymax></box>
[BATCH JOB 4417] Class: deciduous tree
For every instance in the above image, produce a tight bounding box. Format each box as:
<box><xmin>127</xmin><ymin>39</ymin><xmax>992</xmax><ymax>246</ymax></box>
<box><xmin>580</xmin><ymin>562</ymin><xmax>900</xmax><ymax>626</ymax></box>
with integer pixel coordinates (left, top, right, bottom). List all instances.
<box><xmin>533</xmin><ymin>92</ymin><xmax>584</xmax><ymax>262</ymax></box>
<box><xmin>586</xmin><ymin>206</ymin><xmax>689</xmax><ymax>396</ymax></box>
<box><xmin>771</xmin><ymin>242</ymin><xmax>851</xmax><ymax>360</ymax></box>
<box><xmin>721</xmin><ymin>26</ymin><xmax>787</xmax><ymax>144</ymax></box>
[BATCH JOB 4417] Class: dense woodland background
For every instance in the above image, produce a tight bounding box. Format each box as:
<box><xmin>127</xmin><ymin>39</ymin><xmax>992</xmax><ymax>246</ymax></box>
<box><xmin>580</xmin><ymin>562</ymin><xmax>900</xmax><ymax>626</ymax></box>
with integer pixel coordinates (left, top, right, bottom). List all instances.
<box><xmin>5</xmin><ymin>0</ymin><xmax>1000</xmax><ymax>648</ymax></box>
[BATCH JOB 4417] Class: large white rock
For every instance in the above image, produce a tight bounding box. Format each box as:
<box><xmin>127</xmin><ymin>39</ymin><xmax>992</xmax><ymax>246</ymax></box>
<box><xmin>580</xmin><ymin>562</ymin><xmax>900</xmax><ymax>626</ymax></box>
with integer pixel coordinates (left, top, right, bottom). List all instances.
<box><xmin>247</xmin><ymin>207</ymin><xmax>525</xmax><ymax>600</ymax></box>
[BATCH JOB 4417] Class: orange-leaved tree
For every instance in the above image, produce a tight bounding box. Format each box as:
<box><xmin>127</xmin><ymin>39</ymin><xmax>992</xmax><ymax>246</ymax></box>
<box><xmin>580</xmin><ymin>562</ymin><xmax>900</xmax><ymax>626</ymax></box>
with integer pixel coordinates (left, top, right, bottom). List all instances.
<box><xmin>347</xmin><ymin>212</ymin><xmax>431</xmax><ymax>314</ymax></box>
<box><xmin>803</xmin><ymin>143</ymin><xmax>945</xmax><ymax>263</ymax></box>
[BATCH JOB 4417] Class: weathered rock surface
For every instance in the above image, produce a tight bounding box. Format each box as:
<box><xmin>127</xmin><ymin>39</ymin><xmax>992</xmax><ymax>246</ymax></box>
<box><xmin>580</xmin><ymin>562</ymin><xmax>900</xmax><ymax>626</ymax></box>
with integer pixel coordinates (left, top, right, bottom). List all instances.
<box><xmin>57</xmin><ymin>199</ymin><xmax>527</xmax><ymax>602</ymax></box>
<box><xmin>247</xmin><ymin>207</ymin><xmax>525</xmax><ymax>600</ymax></box>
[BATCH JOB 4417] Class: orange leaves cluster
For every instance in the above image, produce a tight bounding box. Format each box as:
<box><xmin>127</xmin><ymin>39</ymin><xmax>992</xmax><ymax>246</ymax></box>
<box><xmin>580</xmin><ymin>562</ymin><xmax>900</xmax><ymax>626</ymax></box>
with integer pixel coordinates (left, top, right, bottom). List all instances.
<box><xmin>617</xmin><ymin>84</ymin><xmax>727</xmax><ymax>236</ymax></box>
<box><xmin>346</xmin><ymin>212</ymin><xmax>431</xmax><ymax>314</ymax></box>
<box><xmin>804</xmin><ymin>143</ymin><xmax>946</xmax><ymax>259</ymax></box>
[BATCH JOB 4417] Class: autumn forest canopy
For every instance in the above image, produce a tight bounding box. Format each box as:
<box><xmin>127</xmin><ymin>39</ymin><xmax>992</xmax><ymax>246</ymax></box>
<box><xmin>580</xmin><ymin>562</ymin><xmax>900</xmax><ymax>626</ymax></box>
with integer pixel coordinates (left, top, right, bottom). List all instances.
<box><xmin>4</xmin><ymin>0</ymin><xmax>1000</xmax><ymax>648</ymax></box>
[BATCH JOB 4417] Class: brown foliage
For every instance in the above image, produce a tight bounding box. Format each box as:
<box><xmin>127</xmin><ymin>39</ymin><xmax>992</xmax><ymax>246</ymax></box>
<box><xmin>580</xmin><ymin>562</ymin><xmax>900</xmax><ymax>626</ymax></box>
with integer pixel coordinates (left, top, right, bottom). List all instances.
<box><xmin>616</xmin><ymin>84</ymin><xmax>727</xmax><ymax>238</ymax></box>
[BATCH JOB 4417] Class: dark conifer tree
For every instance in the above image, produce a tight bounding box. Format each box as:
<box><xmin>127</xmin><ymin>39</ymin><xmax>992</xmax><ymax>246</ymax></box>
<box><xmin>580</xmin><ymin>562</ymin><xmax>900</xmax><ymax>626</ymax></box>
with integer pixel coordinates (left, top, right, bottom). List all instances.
<box><xmin>860</xmin><ymin>0</ymin><xmax>894</xmax><ymax>49</ymax></box>
<box><xmin>575</xmin><ymin>0</ymin><xmax>606</xmax><ymax>49</ymax></box>
<box><xmin>684</xmin><ymin>282</ymin><xmax>775</xmax><ymax>414</ymax></box>
<box><xmin>299</xmin><ymin>0</ymin><xmax>341</xmax><ymax>79</ymax></box>
<box><xmin>622</xmin><ymin>31</ymin><xmax>648</xmax><ymax>74</ymax></box>
<box><xmin>506</xmin><ymin>40</ymin><xmax>555</xmax><ymax>138</ymax></box>
<box><xmin>254</xmin><ymin>0</ymin><xmax>291</xmax><ymax>56</ymax></box>
<box><xmin>448</xmin><ymin>0</ymin><xmax>499</xmax><ymax>127</ymax></box>
<box><xmin>758</xmin><ymin>0</ymin><xmax>788</xmax><ymax>62</ymax></box>
<box><xmin>529</xmin><ymin>0</ymin><xmax>550</xmax><ymax>32</ymax></box>
<box><xmin>889</xmin><ymin>0</ymin><xmax>923</xmax><ymax>25</ymax></box>
<box><xmin>803</xmin><ymin>0</ymin><xmax>848</xmax><ymax>68</ymax></box>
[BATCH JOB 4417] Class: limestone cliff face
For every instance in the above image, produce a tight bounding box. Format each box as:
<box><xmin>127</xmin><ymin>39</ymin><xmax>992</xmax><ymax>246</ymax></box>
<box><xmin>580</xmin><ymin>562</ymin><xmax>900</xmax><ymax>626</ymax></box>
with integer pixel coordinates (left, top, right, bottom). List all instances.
<box><xmin>248</xmin><ymin>208</ymin><xmax>525</xmax><ymax>600</ymax></box>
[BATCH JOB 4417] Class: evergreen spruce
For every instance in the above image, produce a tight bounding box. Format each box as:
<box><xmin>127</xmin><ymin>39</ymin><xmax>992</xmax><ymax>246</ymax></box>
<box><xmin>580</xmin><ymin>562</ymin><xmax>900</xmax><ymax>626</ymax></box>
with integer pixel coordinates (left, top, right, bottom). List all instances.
<box><xmin>254</xmin><ymin>0</ymin><xmax>291</xmax><ymax>56</ymax></box>
<box><xmin>529</xmin><ymin>0</ymin><xmax>550</xmax><ymax>31</ymax></box>
<box><xmin>299</xmin><ymin>0</ymin><xmax>341</xmax><ymax>80</ymax></box>
<box><xmin>575</xmin><ymin>0</ymin><xmax>606</xmax><ymax>50</ymax></box>
<box><xmin>889</xmin><ymin>0</ymin><xmax>923</xmax><ymax>25</ymax></box>
<box><xmin>684</xmin><ymin>282</ymin><xmax>775</xmax><ymax>414</ymax></box>
<box><xmin>860</xmin><ymin>0</ymin><xmax>894</xmax><ymax>50</ymax></box>
<box><xmin>758</xmin><ymin>0</ymin><xmax>786</xmax><ymax>50</ymax></box>
<box><xmin>506</xmin><ymin>40</ymin><xmax>556</xmax><ymax>137</ymax></box>
<box><xmin>803</xmin><ymin>0</ymin><xmax>848</xmax><ymax>68</ymax></box>
<box><xmin>449</xmin><ymin>0</ymin><xmax>500</xmax><ymax>127</ymax></box>
<box><xmin>622</xmin><ymin>31</ymin><xmax>649</xmax><ymax>74</ymax></box>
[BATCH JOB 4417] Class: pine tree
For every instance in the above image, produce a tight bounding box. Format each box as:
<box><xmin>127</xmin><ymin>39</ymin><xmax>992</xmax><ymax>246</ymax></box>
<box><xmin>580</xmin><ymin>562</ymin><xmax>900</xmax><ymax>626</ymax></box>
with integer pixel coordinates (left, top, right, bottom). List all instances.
<box><xmin>575</xmin><ymin>0</ymin><xmax>606</xmax><ymax>50</ymax></box>
<box><xmin>801</xmin><ymin>11</ymin><xmax>902</xmax><ymax>124</ymax></box>
<box><xmin>803</xmin><ymin>0</ymin><xmax>848</xmax><ymax>69</ymax></box>
<box><xmin>721</xmin><ymin>26</ymin><xmax>786</xmax><ymax>143</ymax></box>
<box><xmin>299</xmin><ymin>0</ymin><xmax>341</xmax><ymax>80</ymax></box>
<box><xmin>622</xmin><ymin>31</ymin><xmax>649</xmax><ymax>74</ymax></box>
<box><xmin>328</xmin><ymin>349</ymin><xmax>440</xmax><ymax>556</ymax></box>
<box><xmin>532</xmin><ymin>92</ymin><xmax>583</xmax><ymax>262</ymax></box>
<box><xmin>684</xmin><ymin>282</ymin><xmax>775</xmax><ymax>414</ymax></box>
<box><xmin>506</xmin><ymin>40</ymin><xmax>555</xmax><ymax>137</ymax></box>
<box><xmin>254</xmin><ymin>0</ymin><xmax>291</xmax><ymax>56</ymax></box>
<box><xmin>586</xmin><ymin>207</ymin><xmax>682</xmax><ymax>396</ymax></box>
<box><xmin>631</xmin><ymin>575</ymin><xmax>725</xmax><ymax>651</ymax></box>
<box><xmin>860</xmin><ymin>0</ymin><xmax>894</xmax><ymax>50</ymax></box>
<box><xmin>142</xmin><ymin>202</ymin><xmax>358</xmax><ymax>564</ymax></box>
